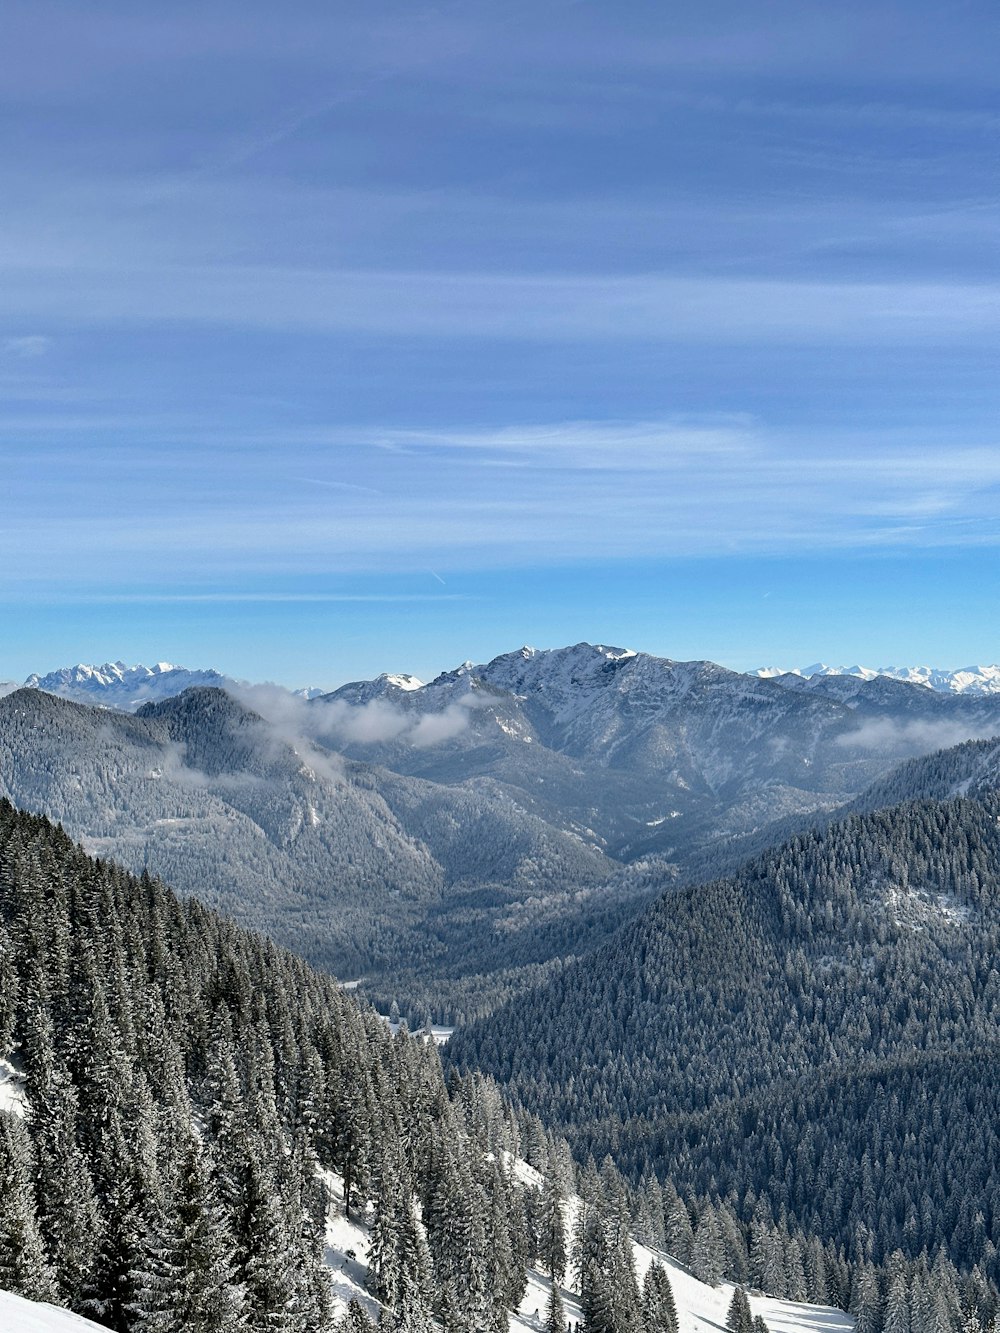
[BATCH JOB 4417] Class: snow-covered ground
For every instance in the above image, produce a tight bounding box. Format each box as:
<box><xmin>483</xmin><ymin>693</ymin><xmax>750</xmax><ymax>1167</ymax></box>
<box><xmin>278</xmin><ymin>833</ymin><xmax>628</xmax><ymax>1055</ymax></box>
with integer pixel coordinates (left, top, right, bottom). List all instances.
<box><xmin>0</xmin><ymin>1057</ymin><xmax>26</xmax><ymax>1117</ymax></box>
<box><xmin>0</xmin><ymin>1292</ymin><xmax>104</xmax><ymax>1332</ymax></box>
<box><xmin>0</xmin><ymin>1144</ymin><xmax>853</xmax><ymax>1333</ymax></box>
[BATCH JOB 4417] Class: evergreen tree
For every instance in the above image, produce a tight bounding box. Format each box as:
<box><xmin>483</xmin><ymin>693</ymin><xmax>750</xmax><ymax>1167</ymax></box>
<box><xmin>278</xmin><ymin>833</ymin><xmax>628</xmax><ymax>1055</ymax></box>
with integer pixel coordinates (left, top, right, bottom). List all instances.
<box><xmin>641</xmin><ymin>1262</ymin><xmax>678</xmax><ymax>1333</ymax></box>
<box><xmin>0</xmin><ymin>1112</ymin><xmax>58</xmax><ymax>1304</ymax></box>
<box><xmin>545</xmin><ymin>1281</ymin><xmax>568</xmax><ymax>1333</ymax></box>
<box><xmin>130</xmin><ymin>1138</ymin><xmax>244</xmax><ymax>1333</ymax></box>
<box><xmin>539</xmin><ymin>1167</ymin><xmax>568</xmax><ymax>1284</ymax></box>
<box><xmin>726</xmin><ymin>1287</ymin><xmax>754</xmax><ymax>1333</ymax></box>
<box><xmin>690</xmin><ymin>1203</ymin><xmax>726</xmax><ymax>1287</ymax></box>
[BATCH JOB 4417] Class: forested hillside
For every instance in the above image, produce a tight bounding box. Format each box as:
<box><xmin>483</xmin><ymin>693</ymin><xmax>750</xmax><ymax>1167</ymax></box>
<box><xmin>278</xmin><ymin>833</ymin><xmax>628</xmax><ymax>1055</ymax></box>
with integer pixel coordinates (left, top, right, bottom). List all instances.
<box><xmin>0</xmin><ymin>798</ymin><xmax>540</xmax><ymax>1331</ymax></box>
<box><xmin>0</xmin><ymin>796</ymin><xmax>908</xmax><ymax>1333</ymax></box>
<box><xmin>450</xmin><ymin>784</ymin><xmax>1000</xmax><ymax>1290</ymax></box>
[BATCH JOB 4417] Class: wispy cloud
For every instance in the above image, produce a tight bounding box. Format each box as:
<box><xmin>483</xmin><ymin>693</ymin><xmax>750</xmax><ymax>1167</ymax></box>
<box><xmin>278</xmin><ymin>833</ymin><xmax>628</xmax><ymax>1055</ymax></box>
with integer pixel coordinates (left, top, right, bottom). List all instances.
<box><xmin>2</xmin><ymin>416</ymin><xmax>1000</xmax><ymax>590</ymax></box>
<box><xmin>1</xmin><ymin>334</ymin><xmax>50</xmax><ymax>359</ymax></box>
<box><xmin>4</xmin><ymin>264</ymin><xmax>1000</xmax><ymax>344</ymax></box>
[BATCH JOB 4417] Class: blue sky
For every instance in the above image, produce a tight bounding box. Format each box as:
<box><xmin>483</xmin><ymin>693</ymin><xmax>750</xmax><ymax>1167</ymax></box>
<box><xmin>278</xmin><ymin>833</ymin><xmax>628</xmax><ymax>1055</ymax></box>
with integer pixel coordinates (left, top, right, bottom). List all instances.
<box><xmin>2</xmin><ymin>0</ymin><xmax>1000</xmax><ymax>686</ymax></box>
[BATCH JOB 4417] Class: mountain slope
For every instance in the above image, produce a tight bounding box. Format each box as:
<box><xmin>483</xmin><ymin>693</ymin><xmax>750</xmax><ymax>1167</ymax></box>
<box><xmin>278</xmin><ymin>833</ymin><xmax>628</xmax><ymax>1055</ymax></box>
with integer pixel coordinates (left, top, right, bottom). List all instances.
<box><xmin>321</xmin><ymin>642</ymin><xmax>1000</xmax><ymax>866</ymax></box>
<box><xmin>450</xmin><ymin>774</ymin><xmax>1000</xmax><ymax>1281</ymax></box>
<box><xmin>0</xmin><ymin>686</ymin><xmax>610</xmax><ymax>993</ymax></box>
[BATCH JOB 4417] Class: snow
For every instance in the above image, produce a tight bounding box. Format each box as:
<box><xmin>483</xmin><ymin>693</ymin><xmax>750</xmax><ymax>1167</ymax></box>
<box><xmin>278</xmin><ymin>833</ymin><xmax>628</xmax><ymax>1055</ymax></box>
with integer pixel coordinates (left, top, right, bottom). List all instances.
<box><xmin>757</xmin><ymin>662</ymin><xmax>1000</xmax><ymax>696</ymax></box>
<box><xmin>315</xmin><ymin>1151</ymin><xmax>853</xmax><ymax>1333</ymax></box>
<box><xmin>0</xmin><ymin>1057</ymin><xmax>27</xmax><ymax>1117</ymax></box>
<box><xmin>321</xmin><ymin>1170</ymin><xmax>382</xmax><ymax>1322</ymax></box>
<box><xmin>0</xmin><ymin>1291</ymin><xmax>104</xmax><ymax>1332</ymax></box>
<box><xmin>384</xmin><ymin>673</ymin><xmax>424</xmax><ymax>691</ymax></box>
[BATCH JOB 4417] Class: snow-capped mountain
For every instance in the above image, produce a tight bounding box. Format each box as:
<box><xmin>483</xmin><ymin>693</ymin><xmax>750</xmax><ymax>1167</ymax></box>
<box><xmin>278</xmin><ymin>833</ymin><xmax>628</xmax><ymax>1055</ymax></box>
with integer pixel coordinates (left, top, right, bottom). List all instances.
<box><xmin>758</xmin><ymin>662</ymin><xmax>1000</xmax><ymax>695</ymax></box>
<box><xmin>16</xmin><ymin>661</ymin><xmax>326</xmax><ymax>711</ymax></box>
<box><xmin>322</xmin><ymin>642</ymin><xmax>1000</xmax><ymax>860</ymax></box>
<box><xmin>22</xmin><ymin>661</ymin><xmax>235</xmax><ymax>711</ymax></box>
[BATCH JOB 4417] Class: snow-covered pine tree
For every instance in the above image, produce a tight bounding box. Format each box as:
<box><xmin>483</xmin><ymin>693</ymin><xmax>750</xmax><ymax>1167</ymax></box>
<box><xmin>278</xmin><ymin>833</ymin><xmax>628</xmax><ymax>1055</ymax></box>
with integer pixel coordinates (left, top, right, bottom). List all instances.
<box><xmin>726</xmin><ymin>1286</ymin><xmax>753</xmax><ymax>1333</ymax></box>
<box><xmin>641</xmin><ymin>1262</ymin><xmax>678</xmax><ymax>1333</ymax></box>
<box><xmin>544</xmin><ymin>1279</ymin><xmax>568</xmax><ymax>1333</ymax></box>
<box><xmin>0</xmin><ymin>1111</ymin><xmax>58</xmax><ymax>1304</ymax></box>
<box><xmin>130</xmin><ymin>1137</ymin><xmax>244</xmax><ymax>1333</ymax></box>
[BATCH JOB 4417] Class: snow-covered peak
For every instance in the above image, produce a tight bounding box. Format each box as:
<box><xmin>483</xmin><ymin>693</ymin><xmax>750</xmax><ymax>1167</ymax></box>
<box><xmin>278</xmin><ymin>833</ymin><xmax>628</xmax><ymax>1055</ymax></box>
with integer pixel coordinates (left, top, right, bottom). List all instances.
<box><xmin>758</xmin><ymin>663</ymin><xmax>1000</xmax><ymax>695</ymax></box>
<box><xmin>21</xmin><ymin>661</ymin><xmax>235</xmax><ymax>712</ymax></box>
<box><xmin>384</xmin><ymin>673</ymin><xmax>424</xmax><ymax>691</ymax></box>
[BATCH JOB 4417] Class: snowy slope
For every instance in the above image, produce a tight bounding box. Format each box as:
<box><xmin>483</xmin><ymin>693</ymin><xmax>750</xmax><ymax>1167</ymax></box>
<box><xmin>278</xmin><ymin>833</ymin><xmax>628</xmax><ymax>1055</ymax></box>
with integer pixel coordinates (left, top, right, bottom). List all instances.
<box><xmin>758</xmin><ymin>663</ymin><xmax>1000</xmax><ymax>695</ymax></box>
<box><xmin>0</xmin><ymin>1292</ymin><xmax>104</xmax><ymax>1332</ymax></box>
<box><xmin>319</xmin><ymin>1158</ymin><xmax>854</xmax><ymax>1333</ymax></box>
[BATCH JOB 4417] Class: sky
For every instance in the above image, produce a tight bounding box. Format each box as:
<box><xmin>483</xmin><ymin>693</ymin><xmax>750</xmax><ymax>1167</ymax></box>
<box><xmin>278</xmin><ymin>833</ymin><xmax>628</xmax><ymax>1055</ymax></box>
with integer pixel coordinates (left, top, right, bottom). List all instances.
<box><xmin>2</xmin><ymin>0</ymin><xmax>1000</xmax><ymax>687</ymax></box>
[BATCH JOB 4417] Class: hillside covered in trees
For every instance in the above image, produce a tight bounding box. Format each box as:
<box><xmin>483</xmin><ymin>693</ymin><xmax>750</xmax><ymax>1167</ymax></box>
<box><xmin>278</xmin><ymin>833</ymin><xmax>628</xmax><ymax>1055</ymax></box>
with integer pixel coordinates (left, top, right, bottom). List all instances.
<box><xmin>4</xmin><ymin>794</ymin><xmax>990</xmax><ymax>1333</ymax></box>
<box><xmin>450</xmin><ymin>767</ymin><xmax>1000</xmax><ymax>1293</ymax></box>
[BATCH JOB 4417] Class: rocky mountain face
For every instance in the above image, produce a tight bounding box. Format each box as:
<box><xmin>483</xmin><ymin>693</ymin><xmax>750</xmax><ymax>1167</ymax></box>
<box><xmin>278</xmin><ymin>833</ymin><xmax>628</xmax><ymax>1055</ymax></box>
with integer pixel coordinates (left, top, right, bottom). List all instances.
<box><xmin>319</xmin><ymin>642</ymin><xmax>1000</xmax><ymax>863</ymax></box>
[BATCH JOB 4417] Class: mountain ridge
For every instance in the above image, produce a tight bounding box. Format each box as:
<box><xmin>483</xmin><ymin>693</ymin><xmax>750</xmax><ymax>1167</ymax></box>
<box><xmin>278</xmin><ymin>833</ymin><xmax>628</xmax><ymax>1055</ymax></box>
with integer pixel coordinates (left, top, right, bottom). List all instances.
<box><xmin>758</xmin><ymin>661</ymin><xmax>1000</xmax><ymax>694</ymax></box>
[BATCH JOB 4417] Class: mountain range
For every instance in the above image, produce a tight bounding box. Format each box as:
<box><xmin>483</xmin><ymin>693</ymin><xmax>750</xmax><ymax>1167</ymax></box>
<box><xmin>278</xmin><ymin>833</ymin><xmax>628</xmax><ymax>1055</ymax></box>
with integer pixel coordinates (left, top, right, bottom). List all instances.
<box><xmin>0</xmin><ymin>661</ymin><xmax>325</xmax><ymax>711</ymax></box>
<box><xmin>758</xmin><ymin>662</ymin><xmax>1000</xmax><ymax>694</ymax></box>
<box><xmin>4</xmin><ymin>643</ymin><xmax>1000</xmax><ymax>1023</ymax></box>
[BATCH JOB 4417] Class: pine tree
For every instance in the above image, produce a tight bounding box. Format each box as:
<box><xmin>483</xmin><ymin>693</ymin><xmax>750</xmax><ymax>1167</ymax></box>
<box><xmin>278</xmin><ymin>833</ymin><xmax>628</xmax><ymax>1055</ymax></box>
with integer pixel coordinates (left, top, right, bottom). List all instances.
<box><xmin>726</xmin><ymin>1286</ymin><xmax>754</xmax><ymax>1333</ymax></box>
<box><xmin>0</xmin><ymin>1112</ymin><xmax>58</xmax><ymax>1304</ymax></box>
<box><xmin>883</xmin><ymin>1271</ymin><xmax>911</xmax><ymax>1333</ymax></box>
<box><xmin>662</xmin><ymin>1184</ymin><xmax>693</xmax><ymax>1266</ymax></box>
<box><xmin>545</xmin><ymin>1281</ymin><xmax>568</xmax><ymax>1333</ymax></box>
<box><xmin>26</xmin><ymin>1026</ymin><xmax>101</xmax><ymax>1310</ymax></box>
<box><xmin>690</xmin><ymin>1202</ymin><xmax>725</xmax><ymax>1287</ymax></box>
<box><xmin>130</xmin><ymin>1138</ymin><xmax>244</xmax><ymax>1333</ymax></box>
<box><xmin>641</xmin><ymin>1262</ymin><xmax>678</xmax><ymax>1333</ymax></box>
<box><xmin>580</xmin><ymin>1257</ymin><xmax>619</xmax><ymax>1333</ymax></box>
<box><xmin>539</xmin><ymin>1167</ymin><xmax>568</xmax><ymax>1284</ymax></box>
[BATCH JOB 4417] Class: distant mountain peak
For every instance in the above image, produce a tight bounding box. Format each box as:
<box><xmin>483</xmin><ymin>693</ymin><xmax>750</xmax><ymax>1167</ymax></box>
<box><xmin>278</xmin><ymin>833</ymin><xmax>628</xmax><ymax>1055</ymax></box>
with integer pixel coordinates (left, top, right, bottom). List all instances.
<box><xmin>19</xmin><ymin>660</ymin><xmax>235</xmax><ymax>712</ymax></box>
<box><xmin>757</xmin><ymin>663</ymin><xmax>1000</xmax><ymax>695</ymax></box>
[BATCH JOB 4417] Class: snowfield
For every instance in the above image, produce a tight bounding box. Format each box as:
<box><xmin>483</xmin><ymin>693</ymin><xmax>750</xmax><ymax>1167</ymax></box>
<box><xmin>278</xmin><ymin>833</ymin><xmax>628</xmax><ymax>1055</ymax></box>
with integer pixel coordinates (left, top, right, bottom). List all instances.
<box><xmin>0</xmin><ymin>1291</ymin><xmax>105</xmax><ymax>1332</ymax></box>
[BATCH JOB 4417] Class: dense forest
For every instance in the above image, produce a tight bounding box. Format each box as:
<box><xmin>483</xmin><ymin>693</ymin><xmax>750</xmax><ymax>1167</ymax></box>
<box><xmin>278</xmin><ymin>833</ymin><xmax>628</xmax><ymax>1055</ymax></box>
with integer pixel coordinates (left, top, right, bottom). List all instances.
<box><xmin>0</xmin><ymin>798</ymin><xmax>538</xmax><ymax>1331</ymax></box>
<box><xmin>450</xmin><ymin>788</ymin><xmax>1000</xmax><ymax>1293</ymax></box>
<box><xmin>3</xmin><ymin>793</ymin><xmax>1000</xmax><ymax>1331</ymax></box>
